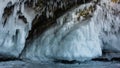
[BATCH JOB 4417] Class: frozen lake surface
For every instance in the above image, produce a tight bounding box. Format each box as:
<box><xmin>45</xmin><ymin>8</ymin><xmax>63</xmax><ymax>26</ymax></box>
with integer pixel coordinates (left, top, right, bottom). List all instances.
<box><xmin>0</xmin><ymin>60</ymin><xmax>119</xmax><ymax>68</ymax></box>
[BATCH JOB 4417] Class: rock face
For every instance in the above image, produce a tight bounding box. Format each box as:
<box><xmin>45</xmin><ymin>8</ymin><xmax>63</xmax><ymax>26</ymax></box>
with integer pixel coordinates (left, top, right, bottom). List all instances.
<box><xmin>0</xmin><ymin>0</ymin><xmax>120</xmax><ymax>63</ymax></box>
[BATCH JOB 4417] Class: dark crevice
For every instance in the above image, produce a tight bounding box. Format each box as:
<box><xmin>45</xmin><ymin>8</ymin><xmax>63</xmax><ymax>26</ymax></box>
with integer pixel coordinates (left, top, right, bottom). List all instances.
<box><xmin>111</xmin><ymin>57</ymin><xmax>120</xmax><ymax>61</ymax></box>
<box><xmin>0</xmin><ymin>54</ymin><xmax>21</xmax><ymax>62</ymax></box>
<box><xmin>54</xmin><ymin>60</ymin><xmax>81</xmax><ymax>64</ymax></box>
<box><xmin>2</xmin><ymin>1</ymin><xmax>14</xmax><ymax>27</ymax></box>
<box><xmin>92</xmin><ymin>57</ymin><xmax>120</xmax><ymax>62</ymax></box>
<box><xmin>3</xmin><ymin>18</ymin><xmax>7</xmax><ymax>27</ymax></box>
<box><xmin>0</xmin><ymin>57</ymin><xmax>21</xmax><ymax>62</ymax></box>
<box><xmin>92</xmin><ymin>58</ymin><xmax>110</xmax><ymax>62</ymax></box>
<box><xmin>18</xmin><ymin>15</ymin><xmax>28</xmax><ymax>24</ymax></box>
<box><xmin>12</xmin><ymin>29</ymin><xmax>19</xmax><ymax>44</ymax></box>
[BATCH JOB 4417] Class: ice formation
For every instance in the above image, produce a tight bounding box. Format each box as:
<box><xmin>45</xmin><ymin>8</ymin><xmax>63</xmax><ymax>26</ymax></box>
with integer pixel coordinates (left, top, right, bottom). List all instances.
<box><xmin>21</xmin><ymin>0</ymin><xmax>120</xmax><ymax>62</ymax></box>
<box><xmin>0</xmin><ymin>0</ymin><xmax>120</xmax><ymax>63</ymax></box>
<box><xmin>98</xmin><ymin>0</ymin><xmax>120</xmax><ymax>52</ymax></box>
<box><xmin>0</xmin><ymin>0</ymin><xmax>36</xmax><ymax>57</ymax></box>
<box><xmin>21</xmin><ymin>3</ymin><xmax>101</xmax><ymax>62</ymax></box>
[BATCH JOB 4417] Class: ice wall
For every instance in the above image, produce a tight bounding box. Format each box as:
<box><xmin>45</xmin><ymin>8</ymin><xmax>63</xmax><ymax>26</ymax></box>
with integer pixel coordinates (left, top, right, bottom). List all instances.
<box><xmin>96</xmin><ymin>0</ymin><xmax>120</xmax><ymax>52</ymax></box>
<box><xmin>21</xmin><ymin>0</ymin><xmax>120</xmax><ymax>63</ymax></box>
<box><xmin>21</xmin><ymin>3</ymin><xmax>102</xmax><ymax>62</ymax></box>
<box><xmin>0</xmin><ymin>0</ymin><xmax>120</xmax><ymax>63</ymax></box>
<box><xmin>0</xmin><ymin>0</ymin><xmax>36</xmax><ymax>57</ymax></box>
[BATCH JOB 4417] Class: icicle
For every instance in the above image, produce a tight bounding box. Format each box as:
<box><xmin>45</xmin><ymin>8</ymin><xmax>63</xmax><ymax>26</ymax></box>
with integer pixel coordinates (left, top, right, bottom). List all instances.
<box><xmin>0</xmin><ymin>0</ymin><xmax>36</xmax><ymax>57</ymax></box>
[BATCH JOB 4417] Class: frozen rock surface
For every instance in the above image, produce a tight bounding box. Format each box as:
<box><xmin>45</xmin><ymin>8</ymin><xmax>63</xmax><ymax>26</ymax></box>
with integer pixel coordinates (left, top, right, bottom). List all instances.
<box><xmin>0</xmin><ymin>0</ymin><xmax>120</xmax><ymax>64</ymax></box>
<box><xmin>21</xmin><ymin>0</ymin><xmax>120</xmax><ymax>62</ymax></box>
<box><xmin>21</xmin><ymin>3</ymin><xmax>102</xmax><ymax>62</ymax></box>
<box><xmin>0</xmin><ymin>0</ymin><xmax>91</xmax><ymax>58</ymax></box>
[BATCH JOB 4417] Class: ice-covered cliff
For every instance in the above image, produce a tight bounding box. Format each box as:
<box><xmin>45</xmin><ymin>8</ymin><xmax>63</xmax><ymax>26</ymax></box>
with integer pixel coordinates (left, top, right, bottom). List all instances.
<box><xmin>0</xmin><ymin>0</ymin><xmax>120</xmax><ymax>63</ymax></box>
<box><xmin>0</xmin><ymin>0</ymin><xmax>90</xmax><ymax>58</ymax></box>
<box><xmin>21</xmin><ymin>0</ymin><xmax>120</xmax><ymax>62</ymax></box>
<box><xmin>0</xmin><ymin>0</ymin><xmax>36</xmax><ymax>58</ymax></box>
<box><xmin>21</xmin><ymin>3</ymin><xmax>101</xmax><ymax>62</ymax></box>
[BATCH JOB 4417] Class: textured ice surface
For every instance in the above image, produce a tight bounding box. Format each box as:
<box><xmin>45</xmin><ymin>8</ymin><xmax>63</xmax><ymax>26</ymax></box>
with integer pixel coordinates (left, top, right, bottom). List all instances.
<box><xmin>95</xmin><ymin>0</ymin><xmax>120</xmax><ymax>52</ymax></box>
<box><xmin>0</xmin><ymin>0</ymin><xmax>120</xmax><ymax>63</ymax></box>
<box><xmin>0</xmin><ymin>0</ymin><xmax>36</xmax><ymax>57</ymax></box>
<box><xmin>21</xmin><ymin>0</ymin><xmax>120</xmax><ymax>62</ymax></box>
<box><xmin>0</xmin><ymin>61</ymin><xmax>119</xmax><ymax>68</ymax></box>
<box><xmin>21</xmin><ymin>3</ymin><xmax>102</xmax><ymax>62</ymax></box>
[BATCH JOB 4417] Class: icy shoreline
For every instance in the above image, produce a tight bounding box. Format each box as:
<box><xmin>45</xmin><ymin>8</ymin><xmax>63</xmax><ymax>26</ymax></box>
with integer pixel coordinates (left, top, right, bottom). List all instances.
<box><xmin>0</xmin><ymin>60</ymin><xmax>119</xmax><ymax>68</ymax></box>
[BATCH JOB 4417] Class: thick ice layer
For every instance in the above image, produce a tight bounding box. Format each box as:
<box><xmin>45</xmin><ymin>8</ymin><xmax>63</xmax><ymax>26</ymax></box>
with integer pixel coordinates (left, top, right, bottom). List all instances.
<box><xmin>94</xmin><ymin>0</ymin><xmax>120</xmax><ymax>52</ymax></box>
<box><xmin>0</xmin><ymin>0</ymin><xmax>120</xmax><ymax>63</ymax></box>
<box><xmin>21</xmin><ymin>3</ymin><xmax>102</xmax><ymax>62</ymax></box>
<box><xmin>21</xmin><ymin>0</ymin><xmax>120</xmax><ymax>62</ymax></box>
<box><xmin>0</xmin><ymin>0</ymin><xmax>36</xmax><ymax>57</ymax></box>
